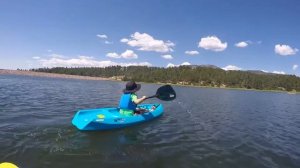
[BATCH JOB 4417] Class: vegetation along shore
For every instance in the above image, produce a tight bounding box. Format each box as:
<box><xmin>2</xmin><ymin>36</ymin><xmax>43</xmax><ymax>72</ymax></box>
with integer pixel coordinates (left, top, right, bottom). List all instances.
<box><xmin>3</xmin><ymin>65</ymin><xmax>299</xmax><ymax>93</ymax></box>
<box><xmin>1</xmin><ymin>65</ymin><xmax>299</xmax><ymax>94</ymax></box>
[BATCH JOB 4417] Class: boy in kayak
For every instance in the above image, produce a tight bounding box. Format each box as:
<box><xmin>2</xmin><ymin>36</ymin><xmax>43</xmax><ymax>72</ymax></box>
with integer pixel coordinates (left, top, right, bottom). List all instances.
<box><xmin>119</xmin><ymin>81</ymin><xmax>147</xmax><ymax>116</ymax></box>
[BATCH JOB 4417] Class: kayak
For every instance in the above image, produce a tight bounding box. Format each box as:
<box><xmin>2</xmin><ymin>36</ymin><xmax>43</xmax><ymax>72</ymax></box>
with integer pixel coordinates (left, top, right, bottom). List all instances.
<box><xmin>72</xmin><ymin>104</ymin><xmax>163</xmax><ymax>131</ymax></box>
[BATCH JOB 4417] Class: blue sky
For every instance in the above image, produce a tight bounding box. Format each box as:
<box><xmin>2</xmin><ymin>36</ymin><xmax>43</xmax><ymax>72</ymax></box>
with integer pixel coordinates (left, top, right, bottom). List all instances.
<box><xmin>0</xmin><ymin>0</ymin><xmax>299</xmax><ymax>75</ymax></box>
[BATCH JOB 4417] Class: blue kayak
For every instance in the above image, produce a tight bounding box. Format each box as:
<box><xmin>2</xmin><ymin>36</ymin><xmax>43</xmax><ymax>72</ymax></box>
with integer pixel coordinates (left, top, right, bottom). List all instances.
<box><xmin>72</xmin><ymin>104</ymin><xmax>163</xmax><ymax>131</ymax></box>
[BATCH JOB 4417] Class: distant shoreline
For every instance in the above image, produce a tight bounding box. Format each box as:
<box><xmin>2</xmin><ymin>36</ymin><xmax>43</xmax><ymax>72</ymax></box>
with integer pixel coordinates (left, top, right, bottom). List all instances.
<box><xmin>168</xmin><ymin>82</ymin><xmax>299</xmax><ymax>94</ymax></box>
<box><xmin>1</xmin><ymin>69</ymin><xmax>298</xmax><ymax>94</ymax></box>
<box><xmin>0</xmin><ymin>69</ymin><xmax>116</xmax><ymax>81</ymax></box>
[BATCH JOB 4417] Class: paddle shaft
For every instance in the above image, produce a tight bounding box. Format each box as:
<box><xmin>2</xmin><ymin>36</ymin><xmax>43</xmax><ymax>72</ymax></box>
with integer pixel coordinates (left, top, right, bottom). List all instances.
<box><xmin>145</xmin><ymin>94</ymin><xmax>158</xmax><ymax>100</ymax></box>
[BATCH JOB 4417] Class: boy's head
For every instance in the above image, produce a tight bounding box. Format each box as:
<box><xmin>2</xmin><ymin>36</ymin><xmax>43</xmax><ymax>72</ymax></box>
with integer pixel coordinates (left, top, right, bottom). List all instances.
<box><xmin>123</xmin><ymin>81</ymin><xmax>141</xmax><ymax>93</ymax></box>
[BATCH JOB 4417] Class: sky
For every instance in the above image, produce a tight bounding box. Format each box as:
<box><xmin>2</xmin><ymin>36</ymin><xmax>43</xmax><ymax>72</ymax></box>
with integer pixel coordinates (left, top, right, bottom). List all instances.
<box><xmin>0</xmin><ymin>0</ymin><xmax>299</xmax><ymax>75</ymax></box>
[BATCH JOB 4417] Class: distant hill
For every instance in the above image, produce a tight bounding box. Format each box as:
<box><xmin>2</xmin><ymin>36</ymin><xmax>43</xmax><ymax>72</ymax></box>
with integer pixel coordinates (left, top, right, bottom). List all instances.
<box><xmin>187</xmin><ymin>65</ymin><xmax>221</xmax><ymax>69</ymax></box>
<box><xmin>246</xmin><ymin>70</ymin><xmax>270</xmax><ymax>75</ymax></box>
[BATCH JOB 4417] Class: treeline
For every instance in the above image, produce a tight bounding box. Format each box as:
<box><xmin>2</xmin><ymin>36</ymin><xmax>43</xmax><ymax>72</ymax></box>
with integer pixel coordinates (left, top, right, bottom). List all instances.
<box><xmin>31</xmin><ymin>66</ymin><xmax>300</xmax><ymax>92</ymax></box>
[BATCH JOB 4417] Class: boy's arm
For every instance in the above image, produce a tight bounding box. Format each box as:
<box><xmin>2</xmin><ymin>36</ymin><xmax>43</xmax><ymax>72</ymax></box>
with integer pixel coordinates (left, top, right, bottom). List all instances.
<box><xmin>133</xmin><ymin>96</ymin><xmax>146</xmax><ymax>104</ymax></box>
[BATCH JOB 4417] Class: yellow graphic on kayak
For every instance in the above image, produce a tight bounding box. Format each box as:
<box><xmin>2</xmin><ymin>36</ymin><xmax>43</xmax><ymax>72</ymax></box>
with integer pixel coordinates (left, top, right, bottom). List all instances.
<box><xmin>0</xmin><ymin>162</ymin><xmax>18</xmax><ymax>168</ymax></box>
<box><xmin>97</xmin><ymin>114</ymin><xmax>105</xmax><ymax>119</ymax></box>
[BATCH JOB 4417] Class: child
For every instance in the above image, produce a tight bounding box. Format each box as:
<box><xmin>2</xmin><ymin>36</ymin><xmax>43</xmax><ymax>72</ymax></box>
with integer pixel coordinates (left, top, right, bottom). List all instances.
<box><xmin>119</xmin><ymin>81</ymin><xmax>147</xmax><ymax>116</ymax></box>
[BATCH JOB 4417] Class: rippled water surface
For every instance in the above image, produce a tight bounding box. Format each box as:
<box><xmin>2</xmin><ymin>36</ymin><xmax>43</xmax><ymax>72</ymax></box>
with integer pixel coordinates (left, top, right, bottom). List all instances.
<box><xmin>1</xmin><ymin>75</ymin><xmax>300</xmax><ymax>168</ymax></box>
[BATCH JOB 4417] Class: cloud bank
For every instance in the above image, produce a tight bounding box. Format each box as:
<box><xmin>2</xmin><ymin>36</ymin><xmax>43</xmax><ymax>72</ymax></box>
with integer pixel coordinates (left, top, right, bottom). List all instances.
<box><xmin>39</xmin><ymin>54</ymin><xmax>150</xmax><ymax>68</ymax></box>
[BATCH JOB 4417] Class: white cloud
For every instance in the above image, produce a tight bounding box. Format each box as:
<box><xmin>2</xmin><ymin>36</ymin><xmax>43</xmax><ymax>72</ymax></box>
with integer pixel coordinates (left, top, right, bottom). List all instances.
<box><xmin>32</xmin><ymin>56</ymin><xmax>40</xmax><ymax>60</ymax></box>
<box><xmin>47</xmin><ymin>49</ymin><xmax>52</xmax><ymax>52</ymax></box>
<box><xmin>198</xmin><ymin>36</ymin><xmax>227</xmax><ymax>52</ymax></box>
<box><xmin>123</xmin><ymin>62</ymin><xmax>152</xmax><ymax>67</ymax></box>
<box><xmin>181</xmin><ymin>62</ymin><xmax>191</xmax><ymax>66</ymax></box>
<box><xmin>275</xmin><ymin>44</ymin><xmax>298</xmax><ymax>56</ymax></box>
<box><xmin>78</xmin><ymin>56</ymin><xmax>94</xmax><ymax>59</ymax></box>
<box><xmin>161</xmin><ymin>54</ymin><xmax>173</xmax><ymax>59</ymax></box>
<box><xmin>96</xmin><ymin>34</ymin><xmax>113</xmax><ymax>44</ymax></box>
<box><xmin>106</xmin><ymin>50</ymin><xmax>138</xmax><ymax>59</ymax></box>
<box><xmin>222</xmin><ymin>65</ymin><xmax>242</xmax><ymax>71</ymax></box>
<box><xmin>165</xmin><ymin>62</ymin><xmax>191</xmax><ymax>68</ymax></box>
<box><xmin>49</xmin><ymin>54</ymin><xmax>65</xmax><ymax>58</ymax></box>
<box><xmin>106</xmin><ymin>52</ymin><xmax>121</xmax><ymax>59</ymax></box>
<box><xmin>272</xmin><ymin>71</ymin><xmax>285</xmax><ymax>75</ymax></box>
<box><xmin>235</xmin><ymin>41</ymin><xmax>248</xmax><ymax>48</ymax></box>
<box><xmin>40</xmin><ymin>56</ymin><xmax>110</xmax><ymax>67</ymax></box>
<box><xmin>293</xmin><ymin>64</ymin><xmax>298</xmax><ymax>70</ymax></box>
<box><xmin>120</xmin><ymin>38</ymin><xmax>129</xmax><ymax>43</ymax></box>
<box><xmin>185</xmin><ymin>50</ymin><xmax>199</xmax><ymax>55</ymax></box>
<box><xmin>121</xmin><ymin>32</ymin><xmax>175</xmax><ymax>53</ymax></box>
<box><xmin>120</xmin><ymin>50</ymin><xmax>138</xmax><ymax>59</ymax></box>
<box><xmin>166</xmin><ymin>63</ymin><xmax>175</xmax><ymax>68</ymax></box>
<box><xmin>38</xmin><ymin>55</ymin><xmax>151</xmax><ymax>67</ymax></box>
<box><xmin>96</xmin><ymin>34</ymin><xmax>108</xmax><ymax>39</ymax></box>
<box><xmin>104</xmin><ymin>41</ymin><xmax>113</xmax><ymax>44</ymax></box>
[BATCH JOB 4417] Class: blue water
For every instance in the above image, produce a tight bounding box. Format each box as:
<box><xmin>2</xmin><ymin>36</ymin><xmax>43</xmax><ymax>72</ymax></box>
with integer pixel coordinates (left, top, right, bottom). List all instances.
<box><xmin>0</xmin><ymin>75</ymin><xmax>300</xmax><ymax>168</ymax></box>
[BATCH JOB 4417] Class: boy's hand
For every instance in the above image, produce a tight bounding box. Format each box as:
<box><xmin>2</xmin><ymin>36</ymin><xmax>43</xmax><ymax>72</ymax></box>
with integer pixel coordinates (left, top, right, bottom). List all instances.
<box><xmin>142</xmin><ymin>96</ymin><xmax>146</xmax><ymax>100</ymax></box>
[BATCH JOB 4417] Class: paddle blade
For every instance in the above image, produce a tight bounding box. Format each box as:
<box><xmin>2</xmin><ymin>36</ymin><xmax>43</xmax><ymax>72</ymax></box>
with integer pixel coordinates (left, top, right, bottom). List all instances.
<box><xmin>156</xmin><ymin>85</ymin><xmax>176</xmax><ymax>101</ymax></box>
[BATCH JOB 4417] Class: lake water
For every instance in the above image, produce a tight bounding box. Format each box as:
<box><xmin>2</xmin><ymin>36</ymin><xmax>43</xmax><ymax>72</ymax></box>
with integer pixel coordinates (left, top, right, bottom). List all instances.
<box><xmin>0</xmin><ymin>75</ymin><xmax>300</xmax><ymax>168</ymax></box>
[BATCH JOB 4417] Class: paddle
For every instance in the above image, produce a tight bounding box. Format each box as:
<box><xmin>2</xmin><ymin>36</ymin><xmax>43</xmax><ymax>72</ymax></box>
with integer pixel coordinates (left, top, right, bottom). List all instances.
<box><xmin>145</xmin><ymin>85</ymin><xmax>176</xmax><ymax>101</ymax></box>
